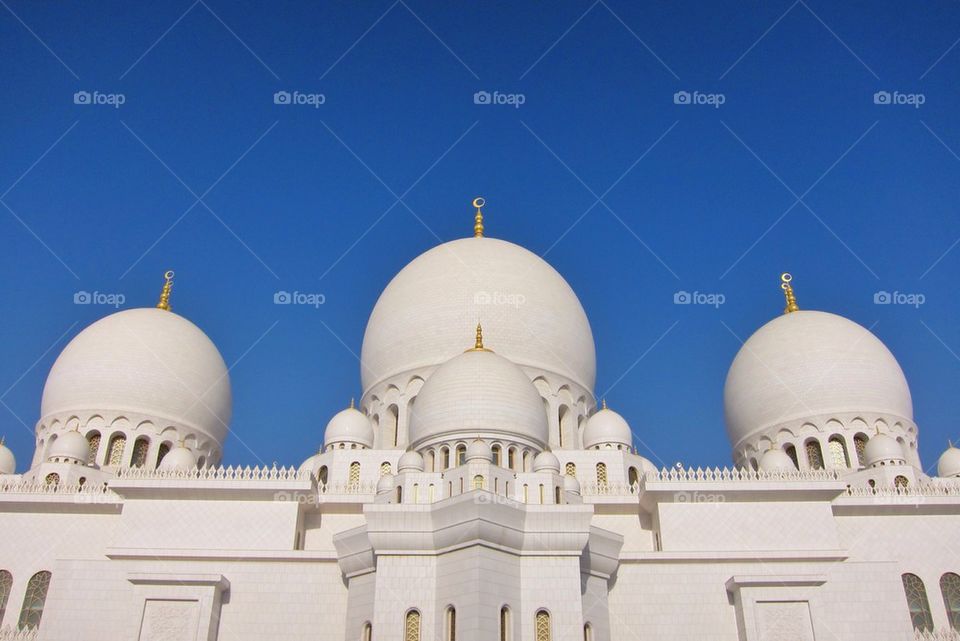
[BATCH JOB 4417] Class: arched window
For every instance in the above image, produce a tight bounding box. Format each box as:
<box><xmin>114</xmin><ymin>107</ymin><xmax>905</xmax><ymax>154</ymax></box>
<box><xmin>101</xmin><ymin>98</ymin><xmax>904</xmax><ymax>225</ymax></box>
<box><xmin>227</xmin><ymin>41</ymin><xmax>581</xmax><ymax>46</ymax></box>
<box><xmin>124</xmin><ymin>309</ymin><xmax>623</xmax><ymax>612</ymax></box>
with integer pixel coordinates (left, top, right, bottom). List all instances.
<box><xmin>941</xmin><ymin>572</ymin><xmax>960</xmax><ymax>630</ymax></box>
<box><xmin>828</xmin><ymin>435</ymin><xmax>849</xmax><ymax>468</ymax></box>
<box><xmin>156</xmin><ymin>442</ymin><xmax>171</xmax><ymax>468</ymax></box>
<box><xmin>404</xmin><ymin>609</ymin><xmax>421</xmax><ymax>641</ymax></box>
<box><xmin>500</xmin><ymin>606</ymin><xmax>510</xmax><ymax>641</ymax></box>
<box><xmin>131</xmin><ymin>437</ymin><xmax>150</xmax><ymax>468</ymax></box>
<box><xmin>380</xmin><ymin>461</ymin><xmax>392</xmax><ymax>476</ymax></box>
<box><xmin>349</xmin><ymin>462</ymin><xmax>361</xmax><ymax>486</ymax></box>
<box><xmin>196</xmin><ymin>455</ymin><xmax>206</xmax><ymax>469</ymax></box>
<box><xmin>583</xmin><ymin>623</ymin><xmax>593</xmax><ymax>641</ymax></box>
<box><xmin>396</xmin><ymin>486</ymin><xmax>403</xmax><ymax>503</ymax></box>
<box><xmin>565</xmin><ymin>462</ymin><xmax>576</xmax><ymax>476</ymax></box>
<box><xmin>628</xmin><ymin>467</ymin><xmax>639</xmax><ymax>486</ymax></box>
<box><xmin>523</xmin><ymin>450</ymin><xmax>531</xmax><ymax>472</ymax></box>
<box><xmin>895</xmin><ymin>475</ymin><xmax>909</xmax><ymax>489</ymax></box>
<box><xmin>18</xmin><ymin>571</ymin><xmax>51</xmax><ymax>630</ymax></box>
<box><xmin>854</xmin><ymin>433</ymin><xmax>868</xmax><ymax>466</ymax></box>
<box><xmin>425</xmin><ymin>450</ymin><xmax>435</xmax><ymax>472</ymax></box>
<box><xmin>535</xmin><ymin>610</ymin><xmax>551</xmax><ymax>641</ymax></box>
<box><xmin>413</xmin><ymin>484</ymin><xmax>419</xmax><ymax>503</ymax></box>
<box><xmin>902</xmin><ymin>573</ymin><xmax>933</xmax><ymax>632</ymax></box>
<box><xmin>472</xmin><ymin>475</ymin><xmax>484</xmax><ymax>490</ymax></box>
<box><xmin>429</xmin><ymin>484</ymin><xmax>435</xmax><ymax>502</ymax></box>
<box><xmin>596</xmin><ymin>463</ymin><xmax>608</xmax><ymax>489</ymax></box>
<box><xmin>387</xmin><ymin>405</ymin><xmax>399</xmax><ymax>447</ymax></box>
<box><xmin>44</xmin><ymin>473</ymin><xmax>59</xmax><ymax>487</ymax></box>
<box><xmin>362</xmin><ymin>622</ymin><xmax>372</xmax><ymax>641</ymax></box>
<box><xmin>784</xmin><ymin>444</ymin><xmax>799</xmax><ymax>469</ymax></box>
<box><xmin>85</xmin><ymin>432</ymin><xmax>100</xmax><ymax>465</ymax></box>
<box><xmin>0</xmin><ymin>570</ymin><xmax>12</xmax><ymax>626</ymax></box>
<box><xmin>523</xmin><ymin>484</ymin><xmax>529</xmax><ymax>503</ymax></box>
<box><xmin>805</xmin><ymin>440</ymin><xmax>824</xmax><ymax>470</ymax></box>
<box><xmin>554</xmin><ymin>486</ymin><xmax>561</xmax><ymax>504</ymax></box>
<box><xmin>539</xmin><ymin>484</ymin><xmax>545</xmax><ymax>504</ymax></box>
<box><xmin>456</xmin><ymin>444</ymin><xmax>466</xmax><ymax>466</ymax></box>
<box><xmin>492</xmin><ymin>444</ymin><xmax>502</xmax><ymax>466</ymax></box>
<box><xmin>507</xmin><ymin>447</ymin><xmax>516</xmax><ymax>470</ymax></box>
<box><xmin>446</xmin><ymin>606</ymin><xmax>456</xmax><ymax>641</ymax></box>
<box><xmin>318</xmin><ymin>466</ymin><xmax>328</xmax><ymax>487</ymax></box>
<box><xmin>107</xmin><ymin>434</ymin><xmax>126</xmax><ymax>466</ymax></box>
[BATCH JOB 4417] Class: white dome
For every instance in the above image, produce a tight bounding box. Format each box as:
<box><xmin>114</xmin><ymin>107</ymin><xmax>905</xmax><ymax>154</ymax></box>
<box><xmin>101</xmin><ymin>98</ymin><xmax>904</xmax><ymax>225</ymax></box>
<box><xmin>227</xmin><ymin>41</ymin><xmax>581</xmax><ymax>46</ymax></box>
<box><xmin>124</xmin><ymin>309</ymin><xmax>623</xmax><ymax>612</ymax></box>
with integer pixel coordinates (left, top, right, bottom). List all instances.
<box><xmin>158</xmin><ymin>445</ymin><xmax>197</xmax><ymax>472</ymax></box>
<box><xmin>937</xmin><ymin>444</ymin><xmax>960</xmax><ymax>478</ymax></box>
<box><xmin>466</xmin><ymin>438</ymin><xmax>493</xmax><ymax>462</ymax></box>
<box><xmin>377</xmin><ymin>473</ymin><xmax>395</xmax><ymax>494</ymax></box>
<box><xmin>323</xmin><ymin>407</ymin><xmax>374</xmax><ymax>449</ymax></box>
<box><xmin>533</xmin><ymin>450</ymin><xmax>560</xmax><ymax>472</ymax></box>
<box><xmin>398</xmin><ymin>450</ymin><xmax>425</xmax><ymax>472</ymax></box>
<box><xmin>41</xmin><ymin>308</ymin><xmax>232</xmax><ymax>444</ymax></box>
<box><xmin>361</xmin><ymin>237</ymin><xmax>596</xmax><ymax>394</ymax></box>
<box><xmin>759</xmin><ymin>448</ymin><xmax>797</xmax><ymax>472</ymax></box>
<box><xmin>409</xmin><ymin>348</ymin><xmax>548</xmax><ymax>450</ymax></box>
<box><xmin>48</xmin><ymin>430</ymin><xmax>89</xmax><ymax>462</ymax></box>
<box><xmin>724</xmin><ymin>311</ymin><xmax>912</xmax><ymax>448</ymax></box>
<box><xmin>0</xmin><ymin>440</ymin><xmax>16</xmax><ymax>474</ymax></box>
<box><xmin>583</xmin><ymin>407</ymin><xmax>632</xmax><ymax>449</ymax></box>
<box><xmin>864</xmin><ymin>433</ymin><xmax>906</xmax><ymax>467</ymax></box>
<box><xmin>562</xmin><ymin>473</ymin><xmax>580</xmax><ymax>494</ymax></box>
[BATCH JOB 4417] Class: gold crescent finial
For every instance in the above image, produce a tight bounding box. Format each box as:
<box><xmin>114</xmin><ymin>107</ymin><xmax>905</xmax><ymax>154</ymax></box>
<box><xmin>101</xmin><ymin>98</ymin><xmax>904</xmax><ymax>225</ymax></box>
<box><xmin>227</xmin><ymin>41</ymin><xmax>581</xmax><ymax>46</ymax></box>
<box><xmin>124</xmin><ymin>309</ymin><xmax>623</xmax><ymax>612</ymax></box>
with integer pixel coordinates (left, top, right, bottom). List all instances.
<box><xmin>157</xmin><ymin>270</ymin><xmax>175</xmax><ymax>311</ymax></box>
<box><xmin>473</xmin><ymin>197</ymin><xmax>485</xmax><ymax>237</ymax></box>
<box><xmin>780</xmin><ymin>272</ymin><xmax>799</xmax><ymax>314</ymax></box>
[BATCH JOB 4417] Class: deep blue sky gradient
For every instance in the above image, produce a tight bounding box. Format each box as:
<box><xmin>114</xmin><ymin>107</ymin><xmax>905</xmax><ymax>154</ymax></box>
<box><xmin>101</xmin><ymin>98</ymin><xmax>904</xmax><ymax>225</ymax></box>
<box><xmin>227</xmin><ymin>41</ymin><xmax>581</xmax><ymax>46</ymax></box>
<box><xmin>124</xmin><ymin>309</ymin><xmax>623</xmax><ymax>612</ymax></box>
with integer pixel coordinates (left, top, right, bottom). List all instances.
<box><xmin>1</xmin><ymin>1</ymin><xmax>959</xmax><ymax>472</ymax></box>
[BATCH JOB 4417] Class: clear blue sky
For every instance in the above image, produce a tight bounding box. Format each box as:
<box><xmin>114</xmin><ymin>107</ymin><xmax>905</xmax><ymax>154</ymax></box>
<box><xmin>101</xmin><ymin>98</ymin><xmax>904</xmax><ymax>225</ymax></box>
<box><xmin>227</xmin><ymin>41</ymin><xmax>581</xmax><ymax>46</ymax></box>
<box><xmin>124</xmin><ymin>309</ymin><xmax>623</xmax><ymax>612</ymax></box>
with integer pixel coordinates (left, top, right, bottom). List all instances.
<box><xmin>1</xmin><ymin>1</ymin><xmax>959</xmax><ymax>473</ymax></box>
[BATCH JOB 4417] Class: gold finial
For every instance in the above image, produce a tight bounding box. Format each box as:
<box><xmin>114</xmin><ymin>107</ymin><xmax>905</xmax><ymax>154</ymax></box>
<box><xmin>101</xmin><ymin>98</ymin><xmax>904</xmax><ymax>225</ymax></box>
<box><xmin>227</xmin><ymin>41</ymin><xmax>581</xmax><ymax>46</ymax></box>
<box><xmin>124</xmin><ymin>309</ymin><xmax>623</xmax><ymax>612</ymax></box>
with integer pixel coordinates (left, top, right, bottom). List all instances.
<box><xmin>157</xmin><ymin>270</ymin><xmax>175</xmax><ymax>311</ymax></box>
<box><xmin>466</xmin><ymin>322</ymin><xmax>491</xmax><ymax>352</ymax></box>
<box><xmin>472</xmin><ymin>197</ymin><xmax>485</xmax><ymax>237</ymax></box>
<box><xmin>780</xmin><ymin>272</ymin><xmax>799</xmax><ymax>314</ymax></box>
<box><xmin>0</xmin><ymin>436</ymin><xmax>4</xmax><ymax>446</ymax></box>
<box><xmin>349</xmin><ymin>398</ymin><xmax>355</xmax><ymax>410</ymax></box>
<box><xmin>601</xmin><ymin>398</ymin><xmax>607</xmax><ymax>410</ymax></box>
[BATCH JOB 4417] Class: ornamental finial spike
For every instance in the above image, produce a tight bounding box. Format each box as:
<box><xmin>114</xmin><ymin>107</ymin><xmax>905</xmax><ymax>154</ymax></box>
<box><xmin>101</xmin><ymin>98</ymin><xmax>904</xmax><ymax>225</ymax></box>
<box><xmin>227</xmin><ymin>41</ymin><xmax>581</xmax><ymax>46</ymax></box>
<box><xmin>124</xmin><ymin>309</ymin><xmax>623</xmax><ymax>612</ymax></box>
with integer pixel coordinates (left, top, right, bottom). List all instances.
<box><xmin>472</xmin><ymin>197</ymin><xmax>485</xmax><ymax>237</ymax></box>
<box><xmin>349</xmin><ymin>398</ymin><xmax>355</xmax><ymax>410</ymax></box>
<box><xmin>601</xmin><ymin>398</ymin><xmax>607</xmax><ymax>410</ymax></box>
<box><xmin>157</xmin><ymin>270</ymin><xmax>175</xmax><ymax>311</ymax></box>
<box><xmin>780</xmin><ymin>272</ymin><xmax>799</xmax><ymax>314</ymax></box>
<box><xmin>475</xmin><ymin>322</ymin><xmax>484</xmax><ymax>350</ymax></box>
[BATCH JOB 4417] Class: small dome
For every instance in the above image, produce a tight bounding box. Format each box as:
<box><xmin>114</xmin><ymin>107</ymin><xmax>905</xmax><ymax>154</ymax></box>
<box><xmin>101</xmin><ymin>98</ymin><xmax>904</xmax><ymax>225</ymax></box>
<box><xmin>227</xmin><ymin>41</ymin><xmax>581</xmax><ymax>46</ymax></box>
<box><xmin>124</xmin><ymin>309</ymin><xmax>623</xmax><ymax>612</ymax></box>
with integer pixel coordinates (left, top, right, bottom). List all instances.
<box><xmin>48</xmin><ymin>430</ymin><xmax>89</xmax><ymax>462</ymax></box>
<box><xmin>759</xmin><ymin>448</ymin><xmax>797</xmax><ymax>472</ymax></box>
<box><xmin>466</xmin><ymin>439</ymin><xmax>493</xmax><ymax>462</ymax></box>
<box><xmin>409</xmin><ymin>347</ymin><xmax>548</xmax><ymax>449</ymax></box>
<box><xmin>158</xmin><ymin>445</ymin><xmax>197</xmax><ymax>472</ymax></box>
<box><xmin>41</xmin><ymin>308</ymin><xmax>232</xmax><ymax>445</ymax></box>
<box><xmin>0</xmin><ymin>440</ymin><xmax>16</xmax><ymax>474</ymax></box>
<box><xmin>533</xmin><ymin>450</ymin><xmax>560</xmax><ymax>472</ymax></box>
<box><xmin>638</xmin><ymin>457</ymin><xmax>659</xmax><ymax>475</ymax></box>
<box><xmin>583</xmin><ymin>406</ymin><xmax>632</xmax><ymax>449</ymax></box>
<box><xmin>724</xmin><ymin>311</ymin><xmax>912</xmax><ymax>449</ymax></box>
<box><xmin>323</xmin><ymin>406</ymin><xmax>374</xmax><ymax>449</ymax></box>
<box><xmin>377</xmin><ymin>473</ymin><xmax>395</xmax><ymax>494</ymax></box>
<box><xmin>398</xmin><ymin>450</ymin><xmax>425</xmax><ymax>472</ymax></box>
<box><xmin>864</xmin><ymin>433</ymin><xmax>906</xmax><ymax>467</ymax></box>
<box><xmin>937</xmin><ymin>444</ymin><xmax>960</xmax><ymax>478</ymax></box>
<box><xmin>562</xmin><ymin>473</ymin><xmax>580</xmax><ymax>494</ymax></box>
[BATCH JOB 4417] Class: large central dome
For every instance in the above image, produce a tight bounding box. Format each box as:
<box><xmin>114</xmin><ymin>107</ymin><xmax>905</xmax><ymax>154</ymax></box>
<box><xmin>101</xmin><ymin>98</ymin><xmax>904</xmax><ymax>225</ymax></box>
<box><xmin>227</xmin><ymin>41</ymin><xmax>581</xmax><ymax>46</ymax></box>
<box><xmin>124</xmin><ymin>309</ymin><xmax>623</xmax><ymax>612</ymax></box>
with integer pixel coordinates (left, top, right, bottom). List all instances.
<box><xmin>360</xmin><ymin>237</ymin><xmax>596</xmax><ymax>393</ymax></box>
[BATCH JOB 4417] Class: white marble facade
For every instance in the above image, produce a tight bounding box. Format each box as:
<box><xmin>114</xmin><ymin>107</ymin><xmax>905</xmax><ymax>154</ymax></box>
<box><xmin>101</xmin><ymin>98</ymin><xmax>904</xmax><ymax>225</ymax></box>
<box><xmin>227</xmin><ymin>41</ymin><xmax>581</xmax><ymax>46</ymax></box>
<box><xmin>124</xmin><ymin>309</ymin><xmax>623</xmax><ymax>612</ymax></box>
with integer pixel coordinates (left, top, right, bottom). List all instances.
<box><xmin>1</xmin><ymin>224</ymin><xmax>960</xmax><ymax>641</ymax></box>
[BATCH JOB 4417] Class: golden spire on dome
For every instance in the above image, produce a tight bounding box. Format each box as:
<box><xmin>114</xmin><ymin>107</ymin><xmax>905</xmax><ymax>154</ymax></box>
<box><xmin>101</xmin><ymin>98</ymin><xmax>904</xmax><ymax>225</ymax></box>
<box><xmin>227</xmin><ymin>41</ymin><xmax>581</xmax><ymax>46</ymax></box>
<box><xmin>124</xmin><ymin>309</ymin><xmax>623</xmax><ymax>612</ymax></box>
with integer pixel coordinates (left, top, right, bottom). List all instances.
<box><xmin>349</xmin><ymin>398</ymin><xmax>355</xmax><ymax>409</ymax></box>
<box><xmin>601</xmin><ymin>398</ymin><xmax>607</xmax><ymax>410</ymax></box>
<box><xmin>472</xmin><ymin>197</ymin><xmax>485</xmax><ymax>237</ymax></box>
<box><xmin>466</xmin><ymin>322</ymin><xmax>490</xmax><ymax>352</ymax></box>
<box><xmin>156</xmin><ymin>270</ymin><xmax>175</xmax><ymax>311</ymax></box>
<box><xmin>780</xmin><ymin>272</ymin><xmax>799</xmax><ymax>314</ymax></box>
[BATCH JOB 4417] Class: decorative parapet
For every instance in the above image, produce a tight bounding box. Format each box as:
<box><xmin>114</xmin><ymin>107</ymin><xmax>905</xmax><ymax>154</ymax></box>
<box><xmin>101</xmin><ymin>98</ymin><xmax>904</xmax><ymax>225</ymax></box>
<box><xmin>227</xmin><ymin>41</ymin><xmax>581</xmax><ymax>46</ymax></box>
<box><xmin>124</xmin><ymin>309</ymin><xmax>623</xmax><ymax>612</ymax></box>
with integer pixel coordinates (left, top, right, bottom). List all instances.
<box><xmin>642</xmin><ymin>467</ymin><xmax>842</xmax><ymax>485</ymax></box>
<box><xmin>845</xmin><ymin>484</ymin><xmax>960</xmax><ymax>498</ymax></box>
<box><xmin>318</xmin><ymin>481</ymin><xmax>377</xmax><ymax>495</ymax></box>
<box><xmin>580</xmin><ymin>482</ymin><xmax>639</xmax><ymax>497</ymax></box>
<box><xmin>116</xmin><ymin>465</ymin><xmax>310</xmax><ymax>481</ymax></box>
<box><xmin>0</xmin><ymin>481</ymin><xmax>114</xmax><ymax>497</ymax></box>
<box><xmin>0</xmin><ymin>627</ymin><xmax>39</xmax><ymax>641</ymax></box>
<box><xmin>915</xmin><ymin>630</ymin><xmax>960</xmax><ymax>641</ymax></box>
